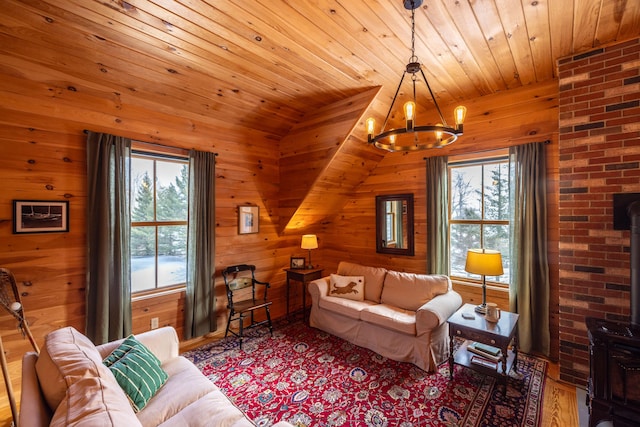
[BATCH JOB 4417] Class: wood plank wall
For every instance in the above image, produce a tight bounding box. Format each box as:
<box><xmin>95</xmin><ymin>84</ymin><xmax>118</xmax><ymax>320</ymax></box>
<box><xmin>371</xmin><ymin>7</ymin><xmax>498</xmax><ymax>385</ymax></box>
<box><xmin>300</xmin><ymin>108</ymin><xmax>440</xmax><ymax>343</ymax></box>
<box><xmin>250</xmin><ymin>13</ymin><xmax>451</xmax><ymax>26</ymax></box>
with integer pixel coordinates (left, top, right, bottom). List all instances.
<box><xmin>0</xmin><ymin>69</ymin><xmax>558</xmax><ymax>426</ymax></box>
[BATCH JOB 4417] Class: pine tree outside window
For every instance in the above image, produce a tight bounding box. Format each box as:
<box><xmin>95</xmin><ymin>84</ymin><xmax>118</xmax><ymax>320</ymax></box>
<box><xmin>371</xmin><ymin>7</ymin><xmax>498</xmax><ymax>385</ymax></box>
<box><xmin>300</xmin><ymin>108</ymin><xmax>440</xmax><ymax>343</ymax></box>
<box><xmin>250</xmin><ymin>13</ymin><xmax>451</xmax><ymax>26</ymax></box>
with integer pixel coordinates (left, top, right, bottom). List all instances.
<box><xmin>131</xmin><ymin>152</ymin><xmax>189</xmax><ymax>293</ymax></box>
<box><xmin>448</xmin><ymin>158</ymin><xmax>510</xmax><ymax>287</ymax></box>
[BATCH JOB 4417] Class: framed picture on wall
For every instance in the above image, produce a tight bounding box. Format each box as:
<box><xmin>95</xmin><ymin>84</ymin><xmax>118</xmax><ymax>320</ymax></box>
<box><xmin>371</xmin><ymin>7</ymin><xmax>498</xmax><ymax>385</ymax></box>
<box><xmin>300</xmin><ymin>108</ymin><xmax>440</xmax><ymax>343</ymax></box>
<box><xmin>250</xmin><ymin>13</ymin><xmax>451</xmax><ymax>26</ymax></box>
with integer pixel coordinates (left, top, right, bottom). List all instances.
<box><xmin>13</xmin><ymin>200</ymin><xmax>69</xmax><ymax>234</ymax></box>
<box><xmin>238</xmin><ymin>205</ymin><xmax>259</xmax><ymax>234</ymax></box>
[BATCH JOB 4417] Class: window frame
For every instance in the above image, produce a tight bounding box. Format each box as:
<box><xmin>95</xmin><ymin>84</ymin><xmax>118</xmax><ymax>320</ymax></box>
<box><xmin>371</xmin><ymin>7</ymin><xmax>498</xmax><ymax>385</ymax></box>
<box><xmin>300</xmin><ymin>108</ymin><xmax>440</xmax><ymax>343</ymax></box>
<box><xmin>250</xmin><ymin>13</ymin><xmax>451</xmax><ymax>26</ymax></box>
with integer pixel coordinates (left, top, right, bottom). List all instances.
<box><xmin>130</xmin><ymin>145</ymin><xmax>189</xmax><ymax>296</ymax></box>
<box><xmin>447</xmin><ymin>154</ymin><xmax>511</xmax><ymax>289</ymax></box>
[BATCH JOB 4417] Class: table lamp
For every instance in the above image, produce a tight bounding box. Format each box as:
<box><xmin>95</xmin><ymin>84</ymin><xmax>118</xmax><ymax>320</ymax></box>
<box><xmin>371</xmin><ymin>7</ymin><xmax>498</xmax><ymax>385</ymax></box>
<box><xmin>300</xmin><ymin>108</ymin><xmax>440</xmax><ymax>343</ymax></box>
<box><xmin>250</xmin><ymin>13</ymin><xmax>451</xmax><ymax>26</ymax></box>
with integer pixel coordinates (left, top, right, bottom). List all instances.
<box><xmin>465</xmin><ymin>248</ymin><xmax>504</xmax><ymax>314</ymax></box>
<box><xmin>301</xmin><ymin>234</ymin><xmax>318</xmax><ymax>269</ymax></box>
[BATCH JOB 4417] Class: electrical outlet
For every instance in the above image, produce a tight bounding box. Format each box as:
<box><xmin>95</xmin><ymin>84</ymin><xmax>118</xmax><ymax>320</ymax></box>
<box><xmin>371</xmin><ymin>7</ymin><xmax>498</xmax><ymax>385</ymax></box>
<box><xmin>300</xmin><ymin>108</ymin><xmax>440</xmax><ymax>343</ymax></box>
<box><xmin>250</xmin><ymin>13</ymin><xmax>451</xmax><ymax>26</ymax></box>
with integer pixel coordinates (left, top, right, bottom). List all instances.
<box><xmin>151</xmin><ymin>317</ymin><xmax>159</xmax><ymax>329</ymax></box>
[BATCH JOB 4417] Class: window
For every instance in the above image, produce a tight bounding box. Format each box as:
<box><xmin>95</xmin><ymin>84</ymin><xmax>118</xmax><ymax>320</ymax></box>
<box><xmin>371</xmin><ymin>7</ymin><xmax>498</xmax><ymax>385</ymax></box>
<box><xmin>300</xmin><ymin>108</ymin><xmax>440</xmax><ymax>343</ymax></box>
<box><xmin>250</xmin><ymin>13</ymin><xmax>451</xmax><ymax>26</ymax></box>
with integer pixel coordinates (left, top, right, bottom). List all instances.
<box><xmin>131</xmin><ymin>152</ymin><xmax>189</xmax><ymax>293</ymax></box>
<box><xmin>448</xmin><ymin>158</ymin><xmax>510</xmax><ymax>286</ymax></box>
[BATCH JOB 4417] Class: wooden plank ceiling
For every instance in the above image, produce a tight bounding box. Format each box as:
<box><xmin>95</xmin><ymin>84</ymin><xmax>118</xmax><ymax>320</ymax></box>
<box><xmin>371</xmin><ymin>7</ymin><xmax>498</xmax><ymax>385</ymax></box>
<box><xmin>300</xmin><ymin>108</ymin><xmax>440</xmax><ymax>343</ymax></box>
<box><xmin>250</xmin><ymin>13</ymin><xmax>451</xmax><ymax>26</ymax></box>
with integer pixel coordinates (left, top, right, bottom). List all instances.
<box><xmin>3</xmin><ymin>0</ymin><xmax>640</xmax><ymax>231</ymax></box>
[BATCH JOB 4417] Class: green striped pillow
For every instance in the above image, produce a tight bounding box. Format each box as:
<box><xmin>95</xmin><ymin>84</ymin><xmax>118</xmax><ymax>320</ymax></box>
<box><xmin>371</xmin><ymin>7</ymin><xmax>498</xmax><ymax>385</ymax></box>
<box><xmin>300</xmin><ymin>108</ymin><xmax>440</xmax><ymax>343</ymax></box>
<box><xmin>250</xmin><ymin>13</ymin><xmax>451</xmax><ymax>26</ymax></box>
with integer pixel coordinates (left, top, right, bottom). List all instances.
<box><xmin>103</xmin><ymin>335</ymin><xmax>140</xmax><ymax>367</ymax></box>
<box><xmin>103</xmin><ymin>336</ymin><xmax>168</xmax><ymax>412</ymax></box>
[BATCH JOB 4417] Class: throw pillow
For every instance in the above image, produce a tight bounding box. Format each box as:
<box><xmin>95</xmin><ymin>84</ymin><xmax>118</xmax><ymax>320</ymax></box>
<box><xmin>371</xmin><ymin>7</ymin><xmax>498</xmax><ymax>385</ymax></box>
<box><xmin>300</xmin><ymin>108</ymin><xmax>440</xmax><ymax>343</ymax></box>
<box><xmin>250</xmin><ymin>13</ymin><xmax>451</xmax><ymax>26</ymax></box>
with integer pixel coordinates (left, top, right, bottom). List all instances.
<box><xmin>103</xmin><ymin>335</ymin><xmax>142</xmax><ymax>367</ymax></box>
<box><xmin>104</xmin><ymin>337</ymin><xmax>168</xmax><ymax>412</ymax></box>
<box><xmin>328</xmin><ymin>274</ymin><xmax>365</xmax><ymax>301</ymax></box>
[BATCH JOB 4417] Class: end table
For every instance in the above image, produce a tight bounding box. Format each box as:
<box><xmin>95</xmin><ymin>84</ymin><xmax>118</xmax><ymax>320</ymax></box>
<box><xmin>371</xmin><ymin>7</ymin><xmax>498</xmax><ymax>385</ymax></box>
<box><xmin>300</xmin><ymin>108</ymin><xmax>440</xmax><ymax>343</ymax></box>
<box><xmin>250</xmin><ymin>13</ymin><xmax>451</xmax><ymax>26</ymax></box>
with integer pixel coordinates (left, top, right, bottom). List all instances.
<box><xmin>284</xmin><ymin>267</ymin><xmax>324</xmax><ymax>322</ymax></box>
<box><xmin>448</xmin><ymin>303</ymin><xmax>519</xmax><ymax>384</ymax></box>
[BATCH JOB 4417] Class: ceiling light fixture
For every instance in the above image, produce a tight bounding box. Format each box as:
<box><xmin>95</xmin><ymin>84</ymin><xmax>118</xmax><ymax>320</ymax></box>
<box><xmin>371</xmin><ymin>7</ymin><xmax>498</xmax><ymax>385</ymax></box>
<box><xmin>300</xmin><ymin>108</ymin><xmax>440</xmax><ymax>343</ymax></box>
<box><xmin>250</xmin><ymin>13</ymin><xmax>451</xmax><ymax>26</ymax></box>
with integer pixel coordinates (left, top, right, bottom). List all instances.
<box><xmin>366</xmin><ymin>0</ymin><xmax>467</xmax><ymax>152</ymax></box>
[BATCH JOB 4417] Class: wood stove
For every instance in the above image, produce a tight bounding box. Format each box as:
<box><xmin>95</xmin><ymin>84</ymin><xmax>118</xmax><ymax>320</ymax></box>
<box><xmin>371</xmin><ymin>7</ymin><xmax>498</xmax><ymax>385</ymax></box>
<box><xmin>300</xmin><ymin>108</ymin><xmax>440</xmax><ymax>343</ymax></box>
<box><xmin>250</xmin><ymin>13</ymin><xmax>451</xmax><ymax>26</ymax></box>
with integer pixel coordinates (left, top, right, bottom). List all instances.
<box><xmin>587</xmin><ymin>199</ymin><xmax>640</xmax><ymax>426</ymax></box>
<box><xmin>587</xmin><ymin>317</ymin><xmax>640</xmax><ymax>426</ymax></box>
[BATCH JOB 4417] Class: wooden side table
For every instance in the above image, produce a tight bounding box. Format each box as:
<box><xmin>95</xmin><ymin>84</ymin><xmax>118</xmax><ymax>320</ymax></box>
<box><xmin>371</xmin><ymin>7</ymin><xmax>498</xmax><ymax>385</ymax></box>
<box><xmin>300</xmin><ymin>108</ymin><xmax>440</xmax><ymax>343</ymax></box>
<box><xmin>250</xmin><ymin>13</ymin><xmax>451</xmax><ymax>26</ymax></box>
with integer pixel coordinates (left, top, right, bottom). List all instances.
<box><xmin>447</xmin><ymin>303</ymin><xmax>519</xmax><ymax>383</ymax></box>
<box><xmin>284</xmin><ymin>267</ymin><xmax>324</xmax><ymax>322</ymax></box>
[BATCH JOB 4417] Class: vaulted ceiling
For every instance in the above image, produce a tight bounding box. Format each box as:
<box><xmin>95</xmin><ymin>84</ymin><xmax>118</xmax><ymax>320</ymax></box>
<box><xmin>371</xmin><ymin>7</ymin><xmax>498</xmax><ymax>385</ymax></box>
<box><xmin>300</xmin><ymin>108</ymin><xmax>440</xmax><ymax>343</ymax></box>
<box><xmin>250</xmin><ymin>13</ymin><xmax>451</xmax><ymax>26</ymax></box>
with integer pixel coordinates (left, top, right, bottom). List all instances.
<box><xmin>3</xmin><ymin>0</ymin><xmax>640</xmax><ymax>231</ymax></box>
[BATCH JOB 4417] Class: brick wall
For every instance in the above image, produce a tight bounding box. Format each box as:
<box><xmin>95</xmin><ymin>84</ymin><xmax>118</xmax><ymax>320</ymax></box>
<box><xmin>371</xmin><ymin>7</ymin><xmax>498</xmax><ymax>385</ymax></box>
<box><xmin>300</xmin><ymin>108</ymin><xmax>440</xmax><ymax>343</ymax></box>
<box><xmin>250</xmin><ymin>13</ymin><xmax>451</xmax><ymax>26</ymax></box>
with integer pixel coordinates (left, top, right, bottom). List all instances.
<box><xmin>557</xmin><ymin>38</ymin><xmax>640</xmax><ymax>386</ymax></box>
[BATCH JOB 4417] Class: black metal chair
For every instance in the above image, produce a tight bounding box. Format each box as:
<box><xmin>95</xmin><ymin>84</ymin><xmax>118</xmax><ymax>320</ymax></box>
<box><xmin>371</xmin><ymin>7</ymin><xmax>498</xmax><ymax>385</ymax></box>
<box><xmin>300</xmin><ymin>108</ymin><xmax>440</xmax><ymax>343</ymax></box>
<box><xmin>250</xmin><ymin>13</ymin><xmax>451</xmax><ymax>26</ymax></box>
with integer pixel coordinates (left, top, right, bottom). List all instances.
<box><xmin>222</xmin><ymin>264</ymin><xmax>273</xmax><ymax>349</ymax></box>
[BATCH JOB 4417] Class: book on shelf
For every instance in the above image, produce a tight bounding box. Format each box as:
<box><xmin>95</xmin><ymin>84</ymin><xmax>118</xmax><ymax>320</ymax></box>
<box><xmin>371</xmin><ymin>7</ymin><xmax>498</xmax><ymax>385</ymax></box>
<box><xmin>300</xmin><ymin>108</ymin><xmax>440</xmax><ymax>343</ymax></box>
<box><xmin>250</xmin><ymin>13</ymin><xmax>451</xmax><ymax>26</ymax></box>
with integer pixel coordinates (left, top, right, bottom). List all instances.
<box><xmin>467</xmin><ymin>342</ymin><xmax>502</xmax><ymax>362</ymax></box>
<box><xmin>470</xmin><ymin>355</ymin><xmax>498</xmax><ymax>370</ymax></box>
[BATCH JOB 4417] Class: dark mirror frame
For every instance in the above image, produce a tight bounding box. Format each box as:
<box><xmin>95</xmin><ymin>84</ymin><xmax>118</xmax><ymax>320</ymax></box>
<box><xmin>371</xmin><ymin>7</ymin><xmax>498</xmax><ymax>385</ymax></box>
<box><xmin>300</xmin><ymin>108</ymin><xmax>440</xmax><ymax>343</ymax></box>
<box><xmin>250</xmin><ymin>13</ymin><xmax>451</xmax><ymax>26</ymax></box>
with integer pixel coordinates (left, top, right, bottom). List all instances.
<box><xmin>375</xmin><ymin>193</ymin><xmax>415</xmax><ymax>256</ymax></box>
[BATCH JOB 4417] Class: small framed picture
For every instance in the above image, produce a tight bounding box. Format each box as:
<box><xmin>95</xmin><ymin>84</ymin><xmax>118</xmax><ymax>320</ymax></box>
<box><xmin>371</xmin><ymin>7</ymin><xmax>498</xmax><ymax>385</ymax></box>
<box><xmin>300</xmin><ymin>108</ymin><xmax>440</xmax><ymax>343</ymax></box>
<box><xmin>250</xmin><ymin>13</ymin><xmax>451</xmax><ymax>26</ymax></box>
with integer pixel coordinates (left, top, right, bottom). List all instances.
<box><xmin>290</xmin><ymin>257</ymin><xmax>306</xmax><ymax>270</ymax></box>
<box><xmin>238</xmin><ymin>205</ymin><xmax>259</xmax><ymax>234</ymax></box>
<box><xmin>13</xmin><ymin>200</ymin><xmax>69</xmax><ymax>234</ymax></box>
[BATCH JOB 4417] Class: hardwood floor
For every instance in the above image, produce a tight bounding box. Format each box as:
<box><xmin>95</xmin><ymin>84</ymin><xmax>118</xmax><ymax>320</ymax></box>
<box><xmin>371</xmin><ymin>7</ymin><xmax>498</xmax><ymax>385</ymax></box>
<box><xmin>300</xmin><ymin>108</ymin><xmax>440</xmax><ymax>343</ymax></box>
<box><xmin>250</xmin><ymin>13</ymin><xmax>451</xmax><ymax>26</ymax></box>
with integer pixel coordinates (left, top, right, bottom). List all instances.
<box><xmin>542</xmin><ymin>362</ymin><xmax>583</xmax><ymax>427</ymax></box>
<box><xmin>0</xmin><ymin>335</ymin><xmax>582</xmax><ymax>427</ymax></box>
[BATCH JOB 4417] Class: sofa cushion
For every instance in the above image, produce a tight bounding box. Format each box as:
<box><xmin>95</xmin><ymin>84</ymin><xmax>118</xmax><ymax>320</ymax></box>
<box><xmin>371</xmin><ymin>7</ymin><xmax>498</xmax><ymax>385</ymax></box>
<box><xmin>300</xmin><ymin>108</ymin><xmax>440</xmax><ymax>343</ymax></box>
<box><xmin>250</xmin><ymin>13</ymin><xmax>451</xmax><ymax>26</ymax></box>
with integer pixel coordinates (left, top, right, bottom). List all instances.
<box><xmin>106</xmin><ymin>340</ymin><xmax>168</xmax><ymax>412</ymax></box>
<box><xmin>318</xmin><ymin>296</ymin><xmax>376</xmax><ymax>320</ymax></box>
<box><xmin>337</xmin><ymin>261</ymin><xmax>387</xmax><ymax>302</ymax></box>
<box><xmin>36</xmin><ymin>326</ymin><xmax>141</xmax><ymax>426</ymax></box>
<box><xmin>360</xmin><ymin>304</ymin><xmax>417</xmax><ymax>335</ymax></box>
<box><xmin>50</xmin><ymin>376</ymin><xmax>142</xmax><ymax>427</ymax></box>
<box><xmin>136</xmin><ymin>356</ymin><xmax>217</xmax><ymax>426</ymax></box>
<box><xmin>328</xmin><ymin>274</ymin><xmax>364</xmax><ymax>301</ymax></box>
<box><xmin>381</xmin><ymin>272</ymin><xmax>450</xmax><ymax>311</ymax></box>
<box><xmin>36</xmin><ymin>326</ymin><xmax>108</xmax><ymax>412</ymax></box>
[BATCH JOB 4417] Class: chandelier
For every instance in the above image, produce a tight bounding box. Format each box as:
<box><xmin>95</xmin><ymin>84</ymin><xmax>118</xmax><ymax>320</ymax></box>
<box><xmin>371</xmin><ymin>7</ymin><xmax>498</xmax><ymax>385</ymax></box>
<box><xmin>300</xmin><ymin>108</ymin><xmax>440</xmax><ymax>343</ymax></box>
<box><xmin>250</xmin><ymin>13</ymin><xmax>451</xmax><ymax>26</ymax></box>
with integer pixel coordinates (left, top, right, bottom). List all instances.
<box><xmin>366</xmin><ymin>0</ymin><xmax>467</xmax><ymax>152</ymax></box>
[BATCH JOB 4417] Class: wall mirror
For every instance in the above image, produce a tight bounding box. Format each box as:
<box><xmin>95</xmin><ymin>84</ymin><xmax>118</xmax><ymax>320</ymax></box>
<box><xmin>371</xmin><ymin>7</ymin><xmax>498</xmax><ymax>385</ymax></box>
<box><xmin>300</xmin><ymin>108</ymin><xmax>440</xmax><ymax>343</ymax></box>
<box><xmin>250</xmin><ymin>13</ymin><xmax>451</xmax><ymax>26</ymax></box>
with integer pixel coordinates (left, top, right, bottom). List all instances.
<box><xmin>376</xmin><ymin>193</ymin><xmax>414</xmax><ymax>256</ymax></box>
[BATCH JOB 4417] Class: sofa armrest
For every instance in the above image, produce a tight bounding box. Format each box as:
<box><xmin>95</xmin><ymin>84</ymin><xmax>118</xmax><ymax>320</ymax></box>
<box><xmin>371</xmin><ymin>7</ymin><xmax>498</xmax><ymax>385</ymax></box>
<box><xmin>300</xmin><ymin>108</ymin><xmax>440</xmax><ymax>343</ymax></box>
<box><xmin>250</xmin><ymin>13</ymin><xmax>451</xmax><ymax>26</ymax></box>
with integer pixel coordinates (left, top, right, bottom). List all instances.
<box><xmin>19</xmin><ymin>352</ymin><xmax>52</xmax><ymax>427</ymax></box>
<box><xmin>97</xmin><ymin>326</ymin><xmax>180</xmax><ymax>364</ymax></box>
<box><xmin>308</xmin><ymin>276</ymin><xmax>330</xmax><ymax>302</ymax></box>
<box><xmin>415</xmin><ymin>290</ymin><xmax>463</xmax><ymax>334</ymax></box>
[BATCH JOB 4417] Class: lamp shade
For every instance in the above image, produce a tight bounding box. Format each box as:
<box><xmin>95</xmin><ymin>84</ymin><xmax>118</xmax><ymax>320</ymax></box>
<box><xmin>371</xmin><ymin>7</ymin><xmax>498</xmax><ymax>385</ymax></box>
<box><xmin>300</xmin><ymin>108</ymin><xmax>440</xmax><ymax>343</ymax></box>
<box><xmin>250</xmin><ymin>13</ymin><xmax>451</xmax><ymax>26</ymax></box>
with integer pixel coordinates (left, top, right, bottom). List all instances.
<box><xmin>301</xmin><ymin>234</ymin><xmax>318</xmax><ymax>250</ymax></box>
<box><xmin>464</xmin><ymin>249</ymin><xmax>504</xmax><ymax>276</ymax></box>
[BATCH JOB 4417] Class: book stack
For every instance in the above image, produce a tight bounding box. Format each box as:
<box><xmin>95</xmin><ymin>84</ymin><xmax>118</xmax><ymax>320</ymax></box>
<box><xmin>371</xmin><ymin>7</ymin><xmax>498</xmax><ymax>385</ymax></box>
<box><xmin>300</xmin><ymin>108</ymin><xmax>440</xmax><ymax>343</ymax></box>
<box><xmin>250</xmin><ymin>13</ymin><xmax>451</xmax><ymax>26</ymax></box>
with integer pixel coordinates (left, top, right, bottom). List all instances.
<box><xmin>467</xmin><ymin>342</ymin><xmax>502</xmax><ymax>368</ymax></box>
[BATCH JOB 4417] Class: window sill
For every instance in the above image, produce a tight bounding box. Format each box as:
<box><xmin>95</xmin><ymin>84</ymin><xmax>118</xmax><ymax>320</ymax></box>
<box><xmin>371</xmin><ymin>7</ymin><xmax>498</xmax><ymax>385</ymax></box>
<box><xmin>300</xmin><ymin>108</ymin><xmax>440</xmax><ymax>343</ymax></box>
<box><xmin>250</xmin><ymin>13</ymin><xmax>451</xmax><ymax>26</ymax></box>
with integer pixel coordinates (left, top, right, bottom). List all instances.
<box><xmin>451</xmin><ymin>278</ymin><xmax>509</xmax><ymax>293</ymax></box>
<box><xmin>132</xmin><ymin>285</ymin><xmax>186</xmax><ymax>302</ymax></box>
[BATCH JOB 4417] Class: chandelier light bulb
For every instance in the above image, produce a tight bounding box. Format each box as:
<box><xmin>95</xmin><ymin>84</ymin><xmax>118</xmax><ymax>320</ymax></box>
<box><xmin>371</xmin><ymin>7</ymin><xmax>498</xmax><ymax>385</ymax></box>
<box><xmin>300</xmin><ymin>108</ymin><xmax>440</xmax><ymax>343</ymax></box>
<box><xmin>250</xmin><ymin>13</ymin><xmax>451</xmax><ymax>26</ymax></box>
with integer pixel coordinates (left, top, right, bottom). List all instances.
<box><xmin>366</xmin><ymin>117</ymin><xmax>376</xmax><ymax>137</ymax></box>
<box><xmin>454</xmin><ymin>105</ymin><xmax>467</xmax><ymax>126</ymax></box>
<box><xmin>404</xmin><ymin>101</ymin><xmax>416</xmax><ymax>130</ymax></box>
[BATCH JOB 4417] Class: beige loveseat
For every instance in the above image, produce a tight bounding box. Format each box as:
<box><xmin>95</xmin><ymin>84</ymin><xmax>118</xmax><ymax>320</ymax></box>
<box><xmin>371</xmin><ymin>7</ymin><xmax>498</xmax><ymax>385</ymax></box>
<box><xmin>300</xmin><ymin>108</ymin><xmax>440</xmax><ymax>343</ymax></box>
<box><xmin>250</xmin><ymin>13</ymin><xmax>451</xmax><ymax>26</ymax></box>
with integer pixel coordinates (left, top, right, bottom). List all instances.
<box><xmin>20</xmin><ymin>326</ymin><xmax>294</xmax><ymax>427</ymax></box>
<box><xmin>309</xmin><ymin>261</ymin><xmax>463</xmax><ymax>372</ymax></box>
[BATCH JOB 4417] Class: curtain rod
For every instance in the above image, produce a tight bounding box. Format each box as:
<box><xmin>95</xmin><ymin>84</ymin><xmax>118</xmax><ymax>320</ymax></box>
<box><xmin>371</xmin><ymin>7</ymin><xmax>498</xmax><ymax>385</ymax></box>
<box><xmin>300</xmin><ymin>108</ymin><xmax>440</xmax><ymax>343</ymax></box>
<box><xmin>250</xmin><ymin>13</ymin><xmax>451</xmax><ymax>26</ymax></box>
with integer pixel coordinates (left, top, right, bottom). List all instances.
<box><xmin>83</xmin><ymin>129</ymin><xmax>218</xmax><ymax>156</ymax></box>
<box><xmin>423</xmin><ymin>139</ymin><xmax>551</xmax><ymax>160</ymax></box>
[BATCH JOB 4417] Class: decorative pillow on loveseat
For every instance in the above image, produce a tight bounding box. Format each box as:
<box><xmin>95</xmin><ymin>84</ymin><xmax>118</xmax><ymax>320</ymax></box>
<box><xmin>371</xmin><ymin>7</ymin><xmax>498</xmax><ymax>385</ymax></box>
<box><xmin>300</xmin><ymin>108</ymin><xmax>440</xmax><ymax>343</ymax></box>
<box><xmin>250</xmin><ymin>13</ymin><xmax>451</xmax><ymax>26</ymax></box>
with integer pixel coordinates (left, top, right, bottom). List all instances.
<box><xmin>328</xmin><ymin>274</ymin><xmax>365</xmax><ymax>301</ymax></box>
<box><xmin>103</xmin><ymin>335</ymin><xmax>168</xmax><ymax>412</ymax></box>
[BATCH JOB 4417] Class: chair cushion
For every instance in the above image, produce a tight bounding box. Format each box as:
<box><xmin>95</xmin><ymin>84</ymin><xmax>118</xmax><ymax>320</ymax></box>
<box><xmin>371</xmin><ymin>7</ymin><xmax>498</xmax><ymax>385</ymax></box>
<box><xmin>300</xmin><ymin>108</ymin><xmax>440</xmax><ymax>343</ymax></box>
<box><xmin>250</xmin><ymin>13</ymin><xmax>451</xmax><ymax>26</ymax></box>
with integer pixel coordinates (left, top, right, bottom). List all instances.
<box><xmin>328</xmin><ymin>274</ymin><xmax>364</xmax><ymax>301</ymax></box>
<box><xmin>381</xmin><ymin>272</ymin><xmax>450</xmax><ymax>311</ymax></box>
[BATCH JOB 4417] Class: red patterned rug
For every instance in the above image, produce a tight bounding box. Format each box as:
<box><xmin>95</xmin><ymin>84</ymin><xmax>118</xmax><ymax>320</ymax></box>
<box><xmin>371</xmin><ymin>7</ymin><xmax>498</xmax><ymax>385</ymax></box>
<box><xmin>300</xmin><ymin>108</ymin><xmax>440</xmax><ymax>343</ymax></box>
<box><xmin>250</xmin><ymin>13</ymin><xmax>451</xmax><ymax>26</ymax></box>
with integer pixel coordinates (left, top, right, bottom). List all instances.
<box><xmin>183</xmin><ymin>317</ymin><xmax>546</xmax><ymax>426</ymax></box>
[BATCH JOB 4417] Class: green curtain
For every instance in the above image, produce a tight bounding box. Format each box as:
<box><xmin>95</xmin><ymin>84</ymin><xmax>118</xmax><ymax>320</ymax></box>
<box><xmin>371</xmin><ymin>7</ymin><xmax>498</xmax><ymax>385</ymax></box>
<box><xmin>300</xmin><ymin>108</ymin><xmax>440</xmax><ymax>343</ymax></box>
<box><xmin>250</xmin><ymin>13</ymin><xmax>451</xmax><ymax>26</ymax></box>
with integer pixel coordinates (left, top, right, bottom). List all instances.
<box><xmin>509</xmin><ymin>142</ymin><xmax>550</xmax><ymax>356</ymax></box>
<box><xmin>426</xmin><ymin>156</ymin><xmax>449</xmax><ymax>275</ymax></box>
<box><xmin>85</xmin><ymin>131</ymin><xmax>132</xmax><ymax>344</ymax></box>
<box><xmin>184</xmin><ymin>149</ymin><xmax>217</xmax><ymax>339</ymax></box>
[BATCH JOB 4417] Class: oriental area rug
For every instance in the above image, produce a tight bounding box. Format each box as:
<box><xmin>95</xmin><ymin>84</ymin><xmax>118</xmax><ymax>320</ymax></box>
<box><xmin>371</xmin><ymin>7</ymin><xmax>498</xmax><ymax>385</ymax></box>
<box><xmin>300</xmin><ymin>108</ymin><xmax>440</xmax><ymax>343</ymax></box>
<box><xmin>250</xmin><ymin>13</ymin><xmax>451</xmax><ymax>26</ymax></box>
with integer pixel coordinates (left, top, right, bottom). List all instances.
<box><xmin>183</xmin><ymin>318</ymin><xmax>546</xmax><ymax>427</ymax></box>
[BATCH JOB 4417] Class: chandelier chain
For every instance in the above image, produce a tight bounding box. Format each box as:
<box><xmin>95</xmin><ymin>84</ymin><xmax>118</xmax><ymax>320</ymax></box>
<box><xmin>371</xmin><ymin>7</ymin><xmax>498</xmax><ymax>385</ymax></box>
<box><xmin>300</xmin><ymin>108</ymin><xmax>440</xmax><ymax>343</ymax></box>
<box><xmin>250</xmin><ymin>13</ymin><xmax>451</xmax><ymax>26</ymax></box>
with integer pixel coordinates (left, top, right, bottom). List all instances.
<box><xmin>410</xmin><ymin>1</ymin><xmax>417</xmax><ymax>63</ymax></box>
